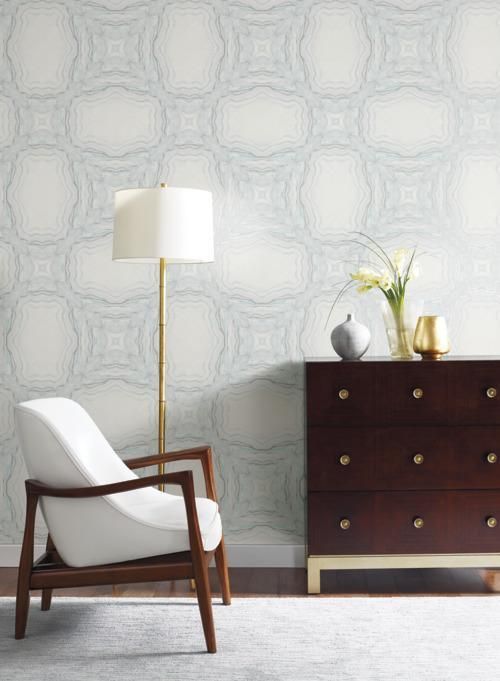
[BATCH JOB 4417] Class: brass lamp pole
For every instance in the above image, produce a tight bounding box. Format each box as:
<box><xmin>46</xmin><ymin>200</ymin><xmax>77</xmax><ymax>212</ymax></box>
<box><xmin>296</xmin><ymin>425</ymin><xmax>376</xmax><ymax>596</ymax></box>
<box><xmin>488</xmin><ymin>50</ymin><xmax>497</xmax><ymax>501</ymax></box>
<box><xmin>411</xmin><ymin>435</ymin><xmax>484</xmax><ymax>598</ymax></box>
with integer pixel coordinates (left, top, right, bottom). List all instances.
<box><xmin>158</xmin><ymin>183</ymin><xmax>168</xmax><ymax>490</ymax></box>
<box><xmin>158</xmin><ymin>274</ymin><xmax>167</xmax><ymax>484</ymax></box>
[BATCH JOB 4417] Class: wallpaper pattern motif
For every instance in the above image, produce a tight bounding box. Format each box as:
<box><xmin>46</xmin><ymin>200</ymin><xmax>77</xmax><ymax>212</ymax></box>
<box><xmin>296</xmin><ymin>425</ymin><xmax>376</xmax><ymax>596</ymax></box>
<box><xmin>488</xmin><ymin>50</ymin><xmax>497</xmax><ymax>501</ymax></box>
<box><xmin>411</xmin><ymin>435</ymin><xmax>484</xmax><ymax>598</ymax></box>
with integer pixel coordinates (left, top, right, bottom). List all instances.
<box><xmin>1</xmin><ymin>0</ymin><xmax>500</xmax><ymax>545</ymax></box>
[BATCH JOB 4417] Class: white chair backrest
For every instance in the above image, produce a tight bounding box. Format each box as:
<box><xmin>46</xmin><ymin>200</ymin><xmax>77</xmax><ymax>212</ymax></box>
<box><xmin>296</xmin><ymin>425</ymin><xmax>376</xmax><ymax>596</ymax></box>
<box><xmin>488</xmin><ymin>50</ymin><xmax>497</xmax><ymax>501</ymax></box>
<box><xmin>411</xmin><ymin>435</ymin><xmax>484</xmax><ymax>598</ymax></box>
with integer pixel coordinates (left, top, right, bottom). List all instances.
<box><xmin>15</xmin><ymin>397</ymin><xmax>137</xmax><ymax>489</ymax></box>
<box><xmin>14</xmin><ymin>397</ymin><xmax>165</xmax><ymax>567</ymax></box>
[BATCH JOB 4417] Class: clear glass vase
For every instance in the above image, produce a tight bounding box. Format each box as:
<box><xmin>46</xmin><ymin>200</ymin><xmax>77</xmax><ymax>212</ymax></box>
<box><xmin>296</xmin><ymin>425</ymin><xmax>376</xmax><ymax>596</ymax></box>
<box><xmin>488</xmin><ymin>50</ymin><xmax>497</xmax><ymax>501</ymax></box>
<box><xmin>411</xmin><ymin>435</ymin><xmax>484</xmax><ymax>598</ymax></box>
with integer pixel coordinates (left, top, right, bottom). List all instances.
<box><xmin>381</xmin><ymin>299</ymin><xmax>423</xmax><ymax>360</ymax></box>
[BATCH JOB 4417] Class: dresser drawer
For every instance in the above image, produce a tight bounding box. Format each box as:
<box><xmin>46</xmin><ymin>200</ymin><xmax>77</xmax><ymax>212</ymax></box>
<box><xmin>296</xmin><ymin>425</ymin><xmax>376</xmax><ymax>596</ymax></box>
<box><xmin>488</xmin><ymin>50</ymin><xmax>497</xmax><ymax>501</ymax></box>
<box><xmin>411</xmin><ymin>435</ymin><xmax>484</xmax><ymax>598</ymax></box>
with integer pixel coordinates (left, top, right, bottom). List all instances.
<box><xmin>376</xmin><ymin>427</ymin><xmax>457</xmax><ymax>489</ymax></box>
<box><xmin>307</xmin><ymin>360</ymin><xmax>451</xmax><ymax>427</ymax></box>
<box><xmin>374</xmin><ymin>362</ymin><xmax>449</xmax><ymax>425</ymax></box>
<box><xmin>308</xmin><ymin>427</ymin><xmax>376</xmax><ymax>491</ymax></box>
<box><xmin>308</xmin><ymin>491</ymin><xmax>500</xmax><ymax>554</ymax></box>
<box><xmin>308</xmin><ymin>492</ymin><xmax>375</xmax><ymax>554</ymax></box>
<box><xmin>452</xmin><ymin>427</ymin><xmax>500</xmax><ymax>487</ymax></box>
<box><xmin>306</xmin><ymin>362</ymin><xmax>375</xmax><ymax>426</ymax></box>
<box><xmin>308</xmin><ymin>426</ymin><xmax>457</xmax><ymax>491</ymax></box>
<box><xmin>376</xmin><ymin>427</ymin><xmax>500</xmax><ymax>490</ymax></box>
<box><xmin>452</xmin><ymin>363</ymin><xmax>500</xmax><ymax>424</ymax></box>
<box><xmin>308</xmin><ymin>426</ymin><xmax>500</xmax><ymax>491</ymax></box>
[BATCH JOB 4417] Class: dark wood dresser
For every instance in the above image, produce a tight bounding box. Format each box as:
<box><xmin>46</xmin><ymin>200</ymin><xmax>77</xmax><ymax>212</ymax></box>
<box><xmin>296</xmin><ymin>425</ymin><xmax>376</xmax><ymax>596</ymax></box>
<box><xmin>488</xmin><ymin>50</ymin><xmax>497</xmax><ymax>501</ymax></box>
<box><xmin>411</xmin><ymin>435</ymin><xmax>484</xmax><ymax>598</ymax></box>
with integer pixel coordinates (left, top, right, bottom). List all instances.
<box><xmin>306</xmin><ymin>357</ymin><xmax>500</xmax><ymax>593</ymax></box>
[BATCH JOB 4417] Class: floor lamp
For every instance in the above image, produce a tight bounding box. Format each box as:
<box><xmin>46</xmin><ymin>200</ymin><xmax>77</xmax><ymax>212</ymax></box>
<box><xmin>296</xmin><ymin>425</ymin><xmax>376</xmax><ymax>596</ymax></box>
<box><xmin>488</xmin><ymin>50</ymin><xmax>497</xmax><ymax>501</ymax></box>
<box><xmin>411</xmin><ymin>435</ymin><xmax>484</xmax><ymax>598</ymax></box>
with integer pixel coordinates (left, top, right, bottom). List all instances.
<box><xmin>112</xmin><ymin>185</ymin><xmax>214</xmax><ymax>489</ymax></box>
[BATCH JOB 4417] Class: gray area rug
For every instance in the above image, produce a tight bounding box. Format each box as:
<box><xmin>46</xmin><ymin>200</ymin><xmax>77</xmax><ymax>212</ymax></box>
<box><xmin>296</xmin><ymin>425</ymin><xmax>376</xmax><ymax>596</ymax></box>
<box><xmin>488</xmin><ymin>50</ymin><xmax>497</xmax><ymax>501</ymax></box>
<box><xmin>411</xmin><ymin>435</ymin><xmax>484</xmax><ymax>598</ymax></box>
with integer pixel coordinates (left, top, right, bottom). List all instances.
<box><xmin>1</xmin><ymin>596</ymin><xmax>499</xmax><ymax>680</ymax></box>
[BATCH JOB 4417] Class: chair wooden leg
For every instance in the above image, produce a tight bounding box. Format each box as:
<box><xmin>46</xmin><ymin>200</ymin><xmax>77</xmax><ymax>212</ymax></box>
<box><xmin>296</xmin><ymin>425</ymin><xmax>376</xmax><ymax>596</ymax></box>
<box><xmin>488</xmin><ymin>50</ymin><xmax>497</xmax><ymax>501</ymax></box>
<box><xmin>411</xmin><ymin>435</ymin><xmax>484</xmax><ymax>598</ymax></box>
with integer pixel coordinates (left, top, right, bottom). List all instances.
<box><xmin>215</xmin><ymin>538</ymin><xmax>231</xmax><ymax>605</ymax></box>
<box><xmin>180</xmin><ymin>469</ymin><xmax>217</xmax><ymax>652</ymax></box>
<box><xmin>41</xmin><ymin>535</ymin><xmax>54</xmax><ymax>611</ymax></box>
<box><xmin>41</xmin><ymin>589</ymin><xmax>52</xmax><ymax>611</ymax></box>
<box><xmin>15</xmin><ymin>489</ymin><xmax>37</xmax><ymax>640</ymax></box>
<box><xmin>15</xmin><ymin>577</ymin><xmax>30</xmax><ymax>640</ymax></box>
<box><xmin>193</xmin><ymin>557</ymin><xmax>217</xmax><ymax>653</ymax></box>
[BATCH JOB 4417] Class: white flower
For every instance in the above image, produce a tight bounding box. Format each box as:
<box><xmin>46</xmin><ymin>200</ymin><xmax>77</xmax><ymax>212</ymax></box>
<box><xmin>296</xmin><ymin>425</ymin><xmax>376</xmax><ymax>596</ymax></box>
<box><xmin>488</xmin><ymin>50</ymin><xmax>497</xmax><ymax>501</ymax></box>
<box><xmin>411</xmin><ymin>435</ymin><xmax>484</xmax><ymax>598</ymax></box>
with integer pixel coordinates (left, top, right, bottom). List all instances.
<box><xmin>356</xmin><ymin>284</ymin><xmax>372</xmax><ymax>294</ymax></box>
<box><xmin>392</xmin><ymin>248</ymin><xmax>409</xmax><ymax>275</ymax></box>
<box><xmin>378</xmin><ymin>270</ymin><xmax>392</xmax><ymax>291</ymax></box>
<box><xmin>351</xmin><ymin>267</ymin><xmax>393</xmax><ymax>292</ymax></box>
<box><xmin>351</xmin><ymin>267</ymin><xmax>381</xmax><ymax>287</ymax></box>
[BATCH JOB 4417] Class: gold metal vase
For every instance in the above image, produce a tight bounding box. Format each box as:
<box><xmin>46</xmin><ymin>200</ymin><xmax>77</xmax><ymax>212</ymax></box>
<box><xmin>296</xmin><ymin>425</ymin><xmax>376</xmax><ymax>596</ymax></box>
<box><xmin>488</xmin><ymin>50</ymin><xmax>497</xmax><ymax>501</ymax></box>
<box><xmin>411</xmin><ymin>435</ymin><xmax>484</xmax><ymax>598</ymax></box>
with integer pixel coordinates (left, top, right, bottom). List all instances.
<box><xmin>413</xmin><ymin>315</ymin><xmax>450</xmax><ymax>360</ymax></box>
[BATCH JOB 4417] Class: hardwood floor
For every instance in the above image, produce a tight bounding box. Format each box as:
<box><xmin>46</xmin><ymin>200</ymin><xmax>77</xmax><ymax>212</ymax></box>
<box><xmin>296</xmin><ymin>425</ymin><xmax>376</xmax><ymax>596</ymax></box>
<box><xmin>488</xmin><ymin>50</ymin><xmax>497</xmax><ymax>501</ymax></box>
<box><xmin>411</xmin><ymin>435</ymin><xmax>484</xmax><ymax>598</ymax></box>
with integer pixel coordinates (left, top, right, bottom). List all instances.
<box><xmin>1</xmin><ymin>566</ymin><xmax>500</xmax><ymax>597</ymax></box>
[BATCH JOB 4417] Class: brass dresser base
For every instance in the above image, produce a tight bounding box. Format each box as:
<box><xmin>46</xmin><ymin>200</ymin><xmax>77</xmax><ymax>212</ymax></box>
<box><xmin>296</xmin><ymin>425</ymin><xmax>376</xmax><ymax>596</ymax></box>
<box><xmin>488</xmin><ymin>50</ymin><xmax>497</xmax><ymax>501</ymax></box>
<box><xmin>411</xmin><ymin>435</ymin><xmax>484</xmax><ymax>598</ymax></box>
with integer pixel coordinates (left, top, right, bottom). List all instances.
<box><xmin>307</xmin><ymin>554</ymin><xmax>500</xmax><ymax>594</ymax></box>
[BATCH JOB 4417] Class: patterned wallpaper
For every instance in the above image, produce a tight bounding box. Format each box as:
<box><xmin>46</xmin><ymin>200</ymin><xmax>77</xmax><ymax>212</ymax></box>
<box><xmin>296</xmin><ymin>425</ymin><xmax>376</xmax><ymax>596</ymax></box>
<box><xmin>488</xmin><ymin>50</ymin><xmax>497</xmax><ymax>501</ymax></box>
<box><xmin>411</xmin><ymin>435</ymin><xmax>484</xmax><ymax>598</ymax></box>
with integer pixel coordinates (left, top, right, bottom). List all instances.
<box><xmin>1</xmin><ymin>0</ymin><xmax>500</xmax><ymax>547</ymax></box>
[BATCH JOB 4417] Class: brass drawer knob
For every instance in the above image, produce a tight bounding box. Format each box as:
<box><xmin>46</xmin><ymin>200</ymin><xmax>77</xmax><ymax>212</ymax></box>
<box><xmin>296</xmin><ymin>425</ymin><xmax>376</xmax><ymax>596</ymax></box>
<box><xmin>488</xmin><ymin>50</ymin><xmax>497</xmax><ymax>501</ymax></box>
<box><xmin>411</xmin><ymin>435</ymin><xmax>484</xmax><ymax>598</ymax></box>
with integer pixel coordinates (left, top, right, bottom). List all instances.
<box><xmin>412</xmin><ymin>388</ymin><xmax>424</xmax><ymax>399</ymax></box>
<box><xmin>339</xmin><ymin>454</ymin><xmax>351</xmax><ymax>466</ymax></box>
<box><xmin>487</xmin><ymin>452</ymin><xmax>498</xmax><ymax>464</ymax></box>
<box><xmin>486</xmin><ymin>516</ymin><xmax>498</xmax><ymax>528</ymax></box>
<box><xmin>338</xmin><ymin>388</ymin><xmax>349</xmax><ymax>400</ymax></box>
<box><xmin>340</xmin><ymin>518</ymin><xmax>351</xmax><ymax>530</ymax></box>
<box><xmin>487</xmin><ymin>387</ymin><xmax>497</xmax><ymax>399</ymax></box>
<box><xmin>413</xmin><ymin>517</ymin><xmax>424</xmax><ymax>529</ymax></box>
<box><xmin>413</xmin><ymin>453</ymin><xmax>424</xmax><ymax>465</ymax></box>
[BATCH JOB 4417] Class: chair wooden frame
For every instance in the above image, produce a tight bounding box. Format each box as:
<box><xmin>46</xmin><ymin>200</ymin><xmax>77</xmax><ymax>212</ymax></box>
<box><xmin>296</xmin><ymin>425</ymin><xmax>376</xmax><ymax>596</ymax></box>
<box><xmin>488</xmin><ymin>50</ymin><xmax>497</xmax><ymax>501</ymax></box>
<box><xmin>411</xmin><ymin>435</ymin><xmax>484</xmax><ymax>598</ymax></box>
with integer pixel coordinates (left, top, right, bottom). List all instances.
<box><xmin>15</xmin><ymin>446</ymin><xmax>231</xmax><ymax>653</ymax></box>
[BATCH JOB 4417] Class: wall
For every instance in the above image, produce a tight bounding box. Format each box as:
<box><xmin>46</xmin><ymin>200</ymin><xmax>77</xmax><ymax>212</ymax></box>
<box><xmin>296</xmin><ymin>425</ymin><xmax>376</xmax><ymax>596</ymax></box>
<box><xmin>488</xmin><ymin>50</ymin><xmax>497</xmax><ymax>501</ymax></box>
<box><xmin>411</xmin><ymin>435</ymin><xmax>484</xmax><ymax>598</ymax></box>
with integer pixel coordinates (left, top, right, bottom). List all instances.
<box><xmin>1</xmin><ymin>0</ymin><xmax>500</xmax><ymax>556</ymax></box>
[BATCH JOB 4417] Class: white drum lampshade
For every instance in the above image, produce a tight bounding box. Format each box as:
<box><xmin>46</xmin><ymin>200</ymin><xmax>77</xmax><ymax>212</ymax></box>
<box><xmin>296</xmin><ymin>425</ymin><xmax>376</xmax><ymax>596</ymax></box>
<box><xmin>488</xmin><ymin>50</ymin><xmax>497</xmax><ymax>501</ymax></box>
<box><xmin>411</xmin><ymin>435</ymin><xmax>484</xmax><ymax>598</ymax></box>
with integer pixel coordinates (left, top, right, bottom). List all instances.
<box><xmin>113</xmin><ymin>186</ymin><xmax>214</xmax><ymax>263</ymax></box>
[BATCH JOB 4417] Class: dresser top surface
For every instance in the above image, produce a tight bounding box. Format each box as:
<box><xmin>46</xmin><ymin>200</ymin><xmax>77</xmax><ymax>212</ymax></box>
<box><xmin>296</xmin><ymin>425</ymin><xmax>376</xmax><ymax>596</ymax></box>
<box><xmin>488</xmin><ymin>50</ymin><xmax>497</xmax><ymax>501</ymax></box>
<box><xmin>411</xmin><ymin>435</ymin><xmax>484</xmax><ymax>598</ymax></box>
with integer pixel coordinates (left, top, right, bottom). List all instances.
<box><xmin>305</xmin><ymin>355</ymin><xmax>500</xmax><ymax>363</ymax></box>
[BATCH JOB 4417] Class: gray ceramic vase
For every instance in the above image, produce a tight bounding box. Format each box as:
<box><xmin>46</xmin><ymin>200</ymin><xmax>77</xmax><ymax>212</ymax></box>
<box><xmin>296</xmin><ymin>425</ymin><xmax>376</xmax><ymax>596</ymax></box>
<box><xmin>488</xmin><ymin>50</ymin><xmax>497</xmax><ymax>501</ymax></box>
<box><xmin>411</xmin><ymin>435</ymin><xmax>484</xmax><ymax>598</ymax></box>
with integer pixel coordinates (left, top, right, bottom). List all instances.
<box><xmin>331</xmin><ymin>313</ymin><xmax>371</xmax><ymax>360</ymax></box>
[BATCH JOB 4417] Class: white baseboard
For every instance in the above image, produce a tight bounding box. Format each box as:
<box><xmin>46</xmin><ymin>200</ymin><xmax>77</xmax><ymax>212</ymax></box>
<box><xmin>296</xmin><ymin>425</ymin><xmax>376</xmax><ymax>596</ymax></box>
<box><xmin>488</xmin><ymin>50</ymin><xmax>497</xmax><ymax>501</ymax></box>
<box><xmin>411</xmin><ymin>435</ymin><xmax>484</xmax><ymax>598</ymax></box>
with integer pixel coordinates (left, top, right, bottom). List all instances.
<box><xmin>0</xmin><ymin>544</ymin><xmax>305</xmax><ymax>569</ymax></box>
<box><xmin>226</xmin><ymin>544</ymin><xmax>305</xmax><ymax>568</ymax></box>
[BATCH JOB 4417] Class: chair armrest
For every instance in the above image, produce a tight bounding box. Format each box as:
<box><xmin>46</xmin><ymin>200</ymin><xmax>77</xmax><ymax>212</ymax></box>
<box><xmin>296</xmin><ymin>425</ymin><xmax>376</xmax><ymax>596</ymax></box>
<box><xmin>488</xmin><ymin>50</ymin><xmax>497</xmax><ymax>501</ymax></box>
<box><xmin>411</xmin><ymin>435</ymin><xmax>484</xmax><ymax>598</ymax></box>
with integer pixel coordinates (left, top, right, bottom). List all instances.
<box><xmin>125</xmin><ymin>446</ymin><xmax>218</xmax><ymax>502</ymax></box>
<box><xmin>24</xmin><ymin>469</ymin><xmax>206</xmax><ymax>562</ymax></box>
<box><xmin>125</xmin><ymin>446</ymin><xmax>210</xmax><ymax>469</ymax></box>
<box><xmin>25</xmin><ymin>472</ymin><xmax>191</xmax><ymax>499</ymax></box>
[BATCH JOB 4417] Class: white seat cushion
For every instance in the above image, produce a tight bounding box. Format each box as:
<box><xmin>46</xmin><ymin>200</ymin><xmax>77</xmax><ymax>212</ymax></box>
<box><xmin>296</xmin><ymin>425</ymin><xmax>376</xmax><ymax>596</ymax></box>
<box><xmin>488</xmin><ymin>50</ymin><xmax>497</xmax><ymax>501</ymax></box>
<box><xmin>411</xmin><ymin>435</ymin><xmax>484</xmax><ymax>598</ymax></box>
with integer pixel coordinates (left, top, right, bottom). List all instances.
<box><xmin>15</xmin><ymin>398</ymin><xmax>222</xmax><ymax>568</ymax></box>
<box><xmin>41</xmin><ymin>489</ymin><xmax>222</xmax><ymax>567</ymax></box>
